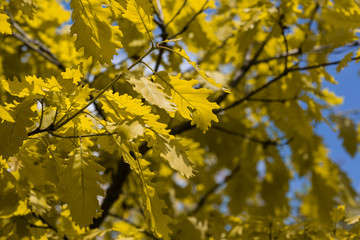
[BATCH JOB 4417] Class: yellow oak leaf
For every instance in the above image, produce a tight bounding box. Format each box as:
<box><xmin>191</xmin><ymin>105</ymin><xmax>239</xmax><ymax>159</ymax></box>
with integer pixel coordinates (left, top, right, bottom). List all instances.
<box><xmin>153</xmin><ymin>71</ymin><xmax>219</xmax><ymax>133</ymax></box>
<box><xmin>128</xmin><ymin>76</ymin><xmax>177</xmax><ymax>113</ymax></box>
<box><xmin>70</xmin><ymin>0</ymin><xmax>123</xmax><ymax>64</ymax></box>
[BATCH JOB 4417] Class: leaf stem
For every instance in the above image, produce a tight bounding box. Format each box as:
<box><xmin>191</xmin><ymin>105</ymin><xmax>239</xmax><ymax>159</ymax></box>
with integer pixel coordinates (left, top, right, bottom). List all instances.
<box><xmin>49</xmin><ymin>131</ymin><xmax>118</xmax><ymax>139</ymax></box>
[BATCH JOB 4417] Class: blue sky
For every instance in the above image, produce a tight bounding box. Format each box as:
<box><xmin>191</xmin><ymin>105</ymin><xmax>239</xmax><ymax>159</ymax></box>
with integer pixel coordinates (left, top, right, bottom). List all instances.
<box><xmin>317</xmin><ymin>60</ymin><xmax>360</xmax><ymax>191</ymax></box>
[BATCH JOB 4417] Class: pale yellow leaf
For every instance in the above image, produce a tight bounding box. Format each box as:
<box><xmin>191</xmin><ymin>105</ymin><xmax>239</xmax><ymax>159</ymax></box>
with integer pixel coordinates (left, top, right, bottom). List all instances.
<box><xmin>128</xmin><ymin>76</ymin><xmax>177</xmax><ymax>113</ymax></box>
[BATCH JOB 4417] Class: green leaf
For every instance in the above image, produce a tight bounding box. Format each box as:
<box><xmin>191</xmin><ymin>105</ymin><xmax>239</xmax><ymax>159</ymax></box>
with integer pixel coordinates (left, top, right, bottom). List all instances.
<box><xmin>153</xmin><ymin>71</ymin><xmax>219</xmax><ymax>132</ymax></box>
<box><xmin>59</xmin><ymin>147</ymin><xmax>105</xmax><ymax>227</ymax></box>
<box><xmin>0</xmin><ymin>99</ymin><xmax>36</xmax><ymax>158</ymax></box>
<box><xmin>0</xmin><ymin>172</ymin><xmax>20</xmax><ymax>217</ymax></box>
<box><xmin>331</xmin><ymin>115</ymin><xmax>358</xmax><ymax>157</ymax></box>
<box><xmin>336</xmin><ymin>52</ymin><xmax>353</xmax><ymax>73</ymax></box>
<box><xmin>70</xmin><ymin>0</ymin><xmax>123</xmax><ymax>64</ymax></box>
<box><xmin>322</xmin><ymin>7</ymin><xmax>360</xmax><ymax>29</ymax></box>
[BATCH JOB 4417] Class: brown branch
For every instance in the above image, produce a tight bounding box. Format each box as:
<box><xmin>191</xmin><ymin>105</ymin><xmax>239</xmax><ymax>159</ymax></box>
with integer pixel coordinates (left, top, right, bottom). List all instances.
<box><xmin>151</xmin><ymin>0</ymin><xmax>169</xmax><ymax>72</ymax></box>
<box><xmin>48</xmin><ymin>131</ymin><xmax>118</xmax><ymax>139</ymax></box>
<box><xmin>7</xmin><ymin>11</ymin><xmax>65</xmax><ymax>71</ymax></box>
<box><xmin>253</xmin><ymin>48</ymin><xmax>303</xmax><ymax>65</ymax></box>
<box><xmin>246</xmin><ymin>96</ymin><xmax>298</xmax><ymax>103</ymax></box>
<box><xmin>29</xmin><ymin>224</ymin><xmax>51</xmax><ymax>229</ymax></box>
<box><xmin>90</xmin><ymin>160</ymin><xmax>131</xmax><ymax>229</ymax></box>
<box><xmin>217</xmin><ymin>70</ymin><xmax>290</xmax><ymax>113</ymax></box>
<box><xmin>27</xmin><ymin>126</ymin><xmax>51</xmax><ymax>137</ymax></box>
<box><xmin>11</xmin><ymin>32</ymin><xmax>65</xmax><ymax>71</ymax></box>
<box><xmin>154</xmin><ymin>48</ymin><xmax>165</xmax><ymax>72</ymax></box>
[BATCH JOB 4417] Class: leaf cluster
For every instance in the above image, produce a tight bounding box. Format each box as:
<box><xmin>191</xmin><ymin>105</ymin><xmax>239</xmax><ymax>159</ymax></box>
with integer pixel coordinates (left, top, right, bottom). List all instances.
<box><xmin>0</xmin><ymin>0</ymin><xmax>360</xmax><ymax>239</ymax></box>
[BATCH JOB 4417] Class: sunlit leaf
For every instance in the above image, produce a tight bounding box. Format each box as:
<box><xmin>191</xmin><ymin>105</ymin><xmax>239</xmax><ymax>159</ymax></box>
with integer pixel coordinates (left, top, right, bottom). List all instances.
<box><xmin>70</xmin><ymin>0</ymin><xmax>123</xmax><ymax>64</ymax></box>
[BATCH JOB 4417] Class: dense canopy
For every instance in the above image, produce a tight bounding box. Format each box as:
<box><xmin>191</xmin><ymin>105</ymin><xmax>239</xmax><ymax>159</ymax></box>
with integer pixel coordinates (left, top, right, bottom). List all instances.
<box><xmin>0</xmin><ymin>0</ymin><xmax>360</xmax><ymax>239</ymax></box>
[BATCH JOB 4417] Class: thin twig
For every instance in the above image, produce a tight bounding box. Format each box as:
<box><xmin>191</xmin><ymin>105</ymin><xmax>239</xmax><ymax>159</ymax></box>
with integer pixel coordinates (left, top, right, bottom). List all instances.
<box><xmin>49</xmin><ymin>131</ymin><xmax>118</xmax><ymax>139</ymax></box>
<box><xmin>247</xmin><ymin>95</ymin><xmax>298</xmax><ymax>103</ymax></box>
<box><xmin>218</xmin><ymin>55</ymin><xmax>360</xmax><ymax>113</ymax></box>
<box><xmin>212</xmin><ymin>126</ymin><xmax>292</xmax><ymax>147</ymax></box>
<box><xmin>217</xmin><ymin>70</ymin><xmax>291</xmax><ymax>113</ymax></box>
<box><xmin>151</xmin><ymin>0</ymin><xmax>169</xmax><ymax>72</ymax></box>
<box><xmin>190</xmin><ymin>165</ymin><xmax>241</xmax><ymax>215</ymax></box>
<box><xmin>291</xmin><ymin>56</ymin><xmax>360</xmax><ymax>71</ymax></box>
<box><xmin>141</xmin><ymin>60</ymin><xmax>156</xmax><ymax>73</ymax></box>
<box><xmin>37</xmin><ymin>97</ymin><xmax>45</xmax><ymax>131</ymax></box>
<box><xmin>168</xmin><ymin>0</ymin><xmax>209</xmax><ymax>40</ymax></box>
<box><xmin>28</xmin><ymin>46</ymin><xmax>156</xmax><ymax>137</ymax></box>
<box><xmin>11</xmin><ymin>32</ymin><xmax>65</xmax><ymax>71</ymax></box>
<box><xmin>165</xmin><ymin>0</ymin><xmax>188</xmax><ymax>28</ymax></box>
<box><xmin>253</xmin><ymin>41</ymin><xmax>360</xmax><ymax>66</ymax></box>
<box><xmin>335</xmin><ymin>108</ymin><xmax>360</xmax><ymax>116</ymax></box>
<box><xmin>30</xmin><ymin>209</ymin><xmax>68</xmax><ymax>240</ymax></box>
<box><xmin>150</xmin><ymin>0</ymin><xmax>163</xmax><ymax>26</ymax></box>
<box><xmin>29</xmin><ymin>224</ymin><xmax>51</xmax><ymax>229</ymax></box>
<box><xmin>7</xmin><ymin>11</ymin><xmax>65</xmax><ymax>71</ymax></box>
<box><xmin>279</xmin><ymin>14</ymin><xmax>289</xmax><ymax>71</ymax></box>
<box><xmin>215</xmin><ymin>25</ymin><xmax>275</xmax><ymax>104</ymax></box>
